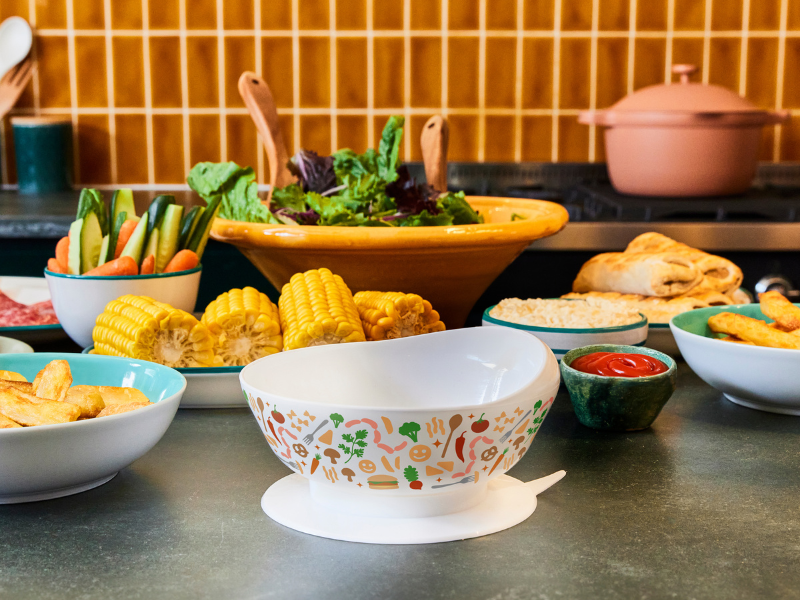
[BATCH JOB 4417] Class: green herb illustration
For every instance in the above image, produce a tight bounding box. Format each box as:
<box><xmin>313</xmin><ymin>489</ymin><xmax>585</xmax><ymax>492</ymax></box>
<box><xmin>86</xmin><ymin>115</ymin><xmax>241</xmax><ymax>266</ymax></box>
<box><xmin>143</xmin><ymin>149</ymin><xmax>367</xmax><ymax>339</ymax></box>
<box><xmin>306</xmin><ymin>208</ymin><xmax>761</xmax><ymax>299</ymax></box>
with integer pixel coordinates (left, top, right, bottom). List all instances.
<box><xmin>398</xmin><ymin>421</ymin><xmax>421</xmax><ymax>443</ymax></box>
<box><xmin>339</xmin><ymin>429</ymin><xmax>368</xmax><ymax>464</ymax></box>
<box><xmin>330</xmin><ymin>413</ymin><xmax>344</xmax><ymax>428</ymax></box>
<box><xmin>533</xmin><ymin>399</ymin><xmax>543</xmax><ymax>414</ymax></box>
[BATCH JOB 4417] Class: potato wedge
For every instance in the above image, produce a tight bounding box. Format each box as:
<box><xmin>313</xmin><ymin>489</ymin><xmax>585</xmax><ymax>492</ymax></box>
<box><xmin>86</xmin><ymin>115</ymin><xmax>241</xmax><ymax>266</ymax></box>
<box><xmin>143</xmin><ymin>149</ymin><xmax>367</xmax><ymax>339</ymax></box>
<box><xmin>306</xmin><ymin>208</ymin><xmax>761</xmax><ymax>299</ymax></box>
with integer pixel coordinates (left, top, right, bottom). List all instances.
<box><xmin>0</xmin><ymin>388</ymin><xmax>80</xmax><ymax>426</ymax></box>
<box><xmin>0</xmin><ymin>380</ymin><xmax>34</xmax><ymax>393</ymax></box>
<box><xmin>64</xmin><ymin>387</ymin><xmax>106</xmax><ymax>419</ymax></box>
<box><xmin>0</xmin><ymin>370</ymin><xmax>27</xmax><ymax>382</ymax></box>
<box><xmin>97</xmin><ymin>402</ymin><xmax>151</xmax><ymax>418</ymax></box>
<box><xmin>0</xmin><ymin>413</ymin><xmax>22</xmax><ymax>428</ymax></box>
<box><xmin>709</xmin><ymin>312</ymin><xmax>800</xmax><ymax>350</ymax></box>
<box><xmin>760</xmin><ymin>291</ymin><xmax>800</xmax><ymax>331</ymax></box>
<box><xmin>32</xmin><ymin>360</ymin><xmax>72</xmax><ymax>401</ymax></box>
<box><xmin>75</xmin><ymin>385</ymin><xmax>150</xmax><ymax>407</ymax></box>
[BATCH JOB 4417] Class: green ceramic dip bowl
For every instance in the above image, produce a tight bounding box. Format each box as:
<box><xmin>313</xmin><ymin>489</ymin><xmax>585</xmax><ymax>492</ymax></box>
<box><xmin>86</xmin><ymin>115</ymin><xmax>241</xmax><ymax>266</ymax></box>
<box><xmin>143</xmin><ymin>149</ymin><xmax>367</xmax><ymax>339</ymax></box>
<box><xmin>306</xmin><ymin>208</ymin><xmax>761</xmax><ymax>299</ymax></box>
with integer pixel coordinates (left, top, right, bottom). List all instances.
<box><xmin>560</xmin><ymin>344</ymin><xmax>677</xmax><ymax>431</ymax></box>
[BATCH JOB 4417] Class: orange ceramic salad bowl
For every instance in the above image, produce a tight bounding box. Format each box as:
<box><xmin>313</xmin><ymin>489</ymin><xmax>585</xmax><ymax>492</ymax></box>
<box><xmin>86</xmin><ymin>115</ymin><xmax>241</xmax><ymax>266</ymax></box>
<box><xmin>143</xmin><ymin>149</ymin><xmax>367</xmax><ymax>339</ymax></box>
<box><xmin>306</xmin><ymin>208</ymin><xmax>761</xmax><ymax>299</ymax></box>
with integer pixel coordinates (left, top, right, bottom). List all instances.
<box><xmin>209</xmin><ymin>197</ymin><xmax>568</xmax><ymax>328</ymax></box>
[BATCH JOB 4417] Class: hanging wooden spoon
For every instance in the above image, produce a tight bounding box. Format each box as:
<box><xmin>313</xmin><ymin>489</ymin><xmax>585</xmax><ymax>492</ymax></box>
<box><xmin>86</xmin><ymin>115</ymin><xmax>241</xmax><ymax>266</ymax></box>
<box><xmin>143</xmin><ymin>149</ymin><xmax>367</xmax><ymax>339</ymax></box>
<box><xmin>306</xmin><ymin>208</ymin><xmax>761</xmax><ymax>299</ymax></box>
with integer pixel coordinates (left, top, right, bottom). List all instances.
<box><xmin>441</xmin><ymin>413</ymin><xmax>463</xmax><ymax>458</ymax></box>
<box><xmin>421</xmin><ymin>115</ymin><xmax>449</xmax><ymax>193</ymax></box>
<box><xmin>238</xmin><ymin>71</ymin><xmax>296</xmax><ymax>207</ymax></box>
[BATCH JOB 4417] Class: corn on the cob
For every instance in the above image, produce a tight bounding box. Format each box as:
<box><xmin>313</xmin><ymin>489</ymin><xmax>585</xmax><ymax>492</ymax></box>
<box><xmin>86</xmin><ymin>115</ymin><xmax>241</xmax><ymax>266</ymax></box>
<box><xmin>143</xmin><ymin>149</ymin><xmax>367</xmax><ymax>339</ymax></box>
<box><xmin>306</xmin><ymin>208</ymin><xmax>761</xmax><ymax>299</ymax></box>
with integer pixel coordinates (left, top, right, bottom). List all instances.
<box><xmin>93</xmin><ymin>295</ymin><xmax>220</xmax><ymax>367</ymax></box>
<box><xmin>201</xmin><ymin>287</ymin><xmax>282</xmax><ymax>365</ymax></box>
<box><xmin>354</xmin><ymin>291</ymin><xmax>446</xmax><ymax>340</ymax></box>
<box><xmin>279</xmin><ymin>268</ymin><xmax>366</xmax><ymax>350</ymax></box>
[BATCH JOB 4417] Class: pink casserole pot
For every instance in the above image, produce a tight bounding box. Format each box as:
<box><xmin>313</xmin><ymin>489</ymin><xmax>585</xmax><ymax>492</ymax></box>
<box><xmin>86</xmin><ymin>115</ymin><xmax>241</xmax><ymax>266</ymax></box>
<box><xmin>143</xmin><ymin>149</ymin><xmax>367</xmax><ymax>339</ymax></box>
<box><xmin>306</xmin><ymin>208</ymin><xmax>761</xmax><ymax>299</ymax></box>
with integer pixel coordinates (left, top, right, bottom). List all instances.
<box><xmin>579</xmin><ymin>65</ymin><xmax>789</xmax><ymax>197</ymax></box>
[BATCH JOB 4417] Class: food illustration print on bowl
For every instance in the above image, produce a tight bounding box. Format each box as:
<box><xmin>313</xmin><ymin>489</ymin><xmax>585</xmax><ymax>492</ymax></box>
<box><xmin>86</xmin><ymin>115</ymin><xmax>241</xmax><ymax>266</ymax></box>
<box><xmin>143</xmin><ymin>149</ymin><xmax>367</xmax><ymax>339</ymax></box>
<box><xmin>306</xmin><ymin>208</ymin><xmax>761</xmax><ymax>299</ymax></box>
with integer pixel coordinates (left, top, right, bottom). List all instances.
<box><xmin>240</xmin><ymin>326</ymin><xmax>560</xmax><ymax>515</ymax></box>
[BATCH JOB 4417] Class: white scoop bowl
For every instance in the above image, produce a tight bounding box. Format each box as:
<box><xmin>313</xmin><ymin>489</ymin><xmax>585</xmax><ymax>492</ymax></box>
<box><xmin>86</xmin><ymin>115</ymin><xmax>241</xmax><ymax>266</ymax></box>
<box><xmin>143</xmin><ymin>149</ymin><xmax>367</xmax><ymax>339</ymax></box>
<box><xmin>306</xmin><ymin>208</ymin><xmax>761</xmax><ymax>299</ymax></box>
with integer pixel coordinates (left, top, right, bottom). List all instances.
<box><xmin>241</xmin><ymin>327</ymin><xmax>561</xmax><ymax>541</ymax></box>
<box><xmin>0</xmin><ymin>17</ymin><xmax>32</xmax><ymax>80</ymax></box>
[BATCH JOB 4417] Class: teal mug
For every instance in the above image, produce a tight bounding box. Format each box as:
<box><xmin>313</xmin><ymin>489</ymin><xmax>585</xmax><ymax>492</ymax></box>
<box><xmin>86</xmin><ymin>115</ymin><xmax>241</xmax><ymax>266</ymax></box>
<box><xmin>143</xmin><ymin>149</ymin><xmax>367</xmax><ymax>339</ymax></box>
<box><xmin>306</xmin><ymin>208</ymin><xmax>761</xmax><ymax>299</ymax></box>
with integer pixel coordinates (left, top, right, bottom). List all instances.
<box><xmin>12</xmin><ymin>116</ymin><xmax>74</xmax><ymax>194</ymax></box>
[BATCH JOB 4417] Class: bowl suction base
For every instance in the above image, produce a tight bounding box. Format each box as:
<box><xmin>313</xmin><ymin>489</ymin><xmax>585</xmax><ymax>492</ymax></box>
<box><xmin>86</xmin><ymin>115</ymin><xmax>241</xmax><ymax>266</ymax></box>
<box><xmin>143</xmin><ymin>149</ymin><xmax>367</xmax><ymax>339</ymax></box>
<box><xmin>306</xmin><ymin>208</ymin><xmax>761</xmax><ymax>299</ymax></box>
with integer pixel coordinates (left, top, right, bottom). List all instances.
<box><xmin>724</xmin><ymin>394</ymin><xmax>800</xmax><ymax>416</ymax></box>
<box><xmin>261</xmin><ymin>473</ymin><xmax>538</xmax><ymax>544</ymax></box>
<box><xmin>0</xmin><ymin>472</ymin><xmax>117</xmax><ymax>504</ymax></box>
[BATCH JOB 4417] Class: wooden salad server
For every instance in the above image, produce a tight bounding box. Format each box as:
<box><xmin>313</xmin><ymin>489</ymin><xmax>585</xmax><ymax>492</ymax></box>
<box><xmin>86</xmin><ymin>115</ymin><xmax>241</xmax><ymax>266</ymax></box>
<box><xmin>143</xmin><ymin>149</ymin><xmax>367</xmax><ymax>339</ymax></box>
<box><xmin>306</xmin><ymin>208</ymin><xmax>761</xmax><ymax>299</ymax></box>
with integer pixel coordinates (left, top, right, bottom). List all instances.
<box><xmin>238</xmin><ymin>71</ymin><xmax>296</xmax><ymax>206</ymax></box>
<box><xmin>420</xmin><ymin>115</ymin><xmax>449</xmax><ymax>193</ymax></box>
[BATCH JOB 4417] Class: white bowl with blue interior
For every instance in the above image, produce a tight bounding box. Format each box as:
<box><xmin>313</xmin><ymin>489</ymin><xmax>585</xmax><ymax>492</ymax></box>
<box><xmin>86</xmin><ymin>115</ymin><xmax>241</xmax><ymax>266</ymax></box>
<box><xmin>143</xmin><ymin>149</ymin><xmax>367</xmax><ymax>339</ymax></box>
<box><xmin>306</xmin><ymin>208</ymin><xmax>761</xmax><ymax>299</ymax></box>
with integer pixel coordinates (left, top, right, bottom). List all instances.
<box><xmin>482</xmin><ymin>305</ymin><xmax>648</xmax><ymax>361</ymax></box>
<box><xmin>0</xmin><ymin>352</ymin><xmax>186</xmax><ymax>503</ymax></box>
<box><xmin>45</xmin><ymin>266</ymin><xmax>202</xmax><ymax>348</ymax></box>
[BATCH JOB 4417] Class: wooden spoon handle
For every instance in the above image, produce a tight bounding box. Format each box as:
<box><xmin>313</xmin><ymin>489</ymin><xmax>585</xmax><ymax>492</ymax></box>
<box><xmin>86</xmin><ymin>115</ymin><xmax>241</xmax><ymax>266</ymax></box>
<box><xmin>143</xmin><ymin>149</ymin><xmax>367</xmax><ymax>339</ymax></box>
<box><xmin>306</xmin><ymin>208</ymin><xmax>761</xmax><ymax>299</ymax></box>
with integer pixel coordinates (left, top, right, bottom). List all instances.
<box><xmin>238</xmin><ymin>72</ymin><xmax>296</xmax><ymax>205</ymax></box>
<box><xmin>420</xmin><ymin>115</ymin><xmax>449</xmax><ymax>192</ymax></box>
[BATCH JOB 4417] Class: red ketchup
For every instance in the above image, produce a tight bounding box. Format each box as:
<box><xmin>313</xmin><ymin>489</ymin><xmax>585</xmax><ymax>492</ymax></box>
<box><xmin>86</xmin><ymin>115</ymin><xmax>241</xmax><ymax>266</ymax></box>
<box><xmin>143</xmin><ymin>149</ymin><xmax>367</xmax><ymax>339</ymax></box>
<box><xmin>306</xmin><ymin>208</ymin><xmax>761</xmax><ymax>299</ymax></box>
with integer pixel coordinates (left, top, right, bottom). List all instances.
<box><xmin>569</xmin><ymin>352</ymin><xmax>668</xmax><ymax>378</ymax></box>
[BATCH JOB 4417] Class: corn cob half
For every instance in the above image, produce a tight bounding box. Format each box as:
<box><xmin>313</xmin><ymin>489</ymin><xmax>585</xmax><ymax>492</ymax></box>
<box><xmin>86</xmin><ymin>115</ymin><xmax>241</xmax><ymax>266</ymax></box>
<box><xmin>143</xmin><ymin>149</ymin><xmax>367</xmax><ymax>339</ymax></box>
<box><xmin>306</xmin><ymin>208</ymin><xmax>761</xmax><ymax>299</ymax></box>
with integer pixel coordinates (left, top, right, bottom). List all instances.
<box><xmin>354</xmin><ymin>291</ymin><xmax>446</xmax><ymax>341</ymax></box>
<box><xmin>93</xmin><ymin>295</ymin><xmax>220</xmax><ymax>367</ymax></box>
<box><xmin>279</xmin><ymin>268</ymin><xmax>366</xmax><ymax>350</ymax></box>
<box><xmin>202</xmin><ymin>287</ymin><xmax>282</xmax><ymax>365</ymax></box>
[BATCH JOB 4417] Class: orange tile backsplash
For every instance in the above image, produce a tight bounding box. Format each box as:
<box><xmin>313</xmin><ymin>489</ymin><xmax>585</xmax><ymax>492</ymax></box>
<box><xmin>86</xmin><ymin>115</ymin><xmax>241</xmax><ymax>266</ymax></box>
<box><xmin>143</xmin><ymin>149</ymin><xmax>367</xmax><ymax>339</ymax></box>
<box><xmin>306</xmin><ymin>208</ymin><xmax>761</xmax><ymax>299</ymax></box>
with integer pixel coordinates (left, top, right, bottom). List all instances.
<box><xmin>2</xmin><ymin>0</ymin><xmax>800</xmax><ymax>185</ymax></box>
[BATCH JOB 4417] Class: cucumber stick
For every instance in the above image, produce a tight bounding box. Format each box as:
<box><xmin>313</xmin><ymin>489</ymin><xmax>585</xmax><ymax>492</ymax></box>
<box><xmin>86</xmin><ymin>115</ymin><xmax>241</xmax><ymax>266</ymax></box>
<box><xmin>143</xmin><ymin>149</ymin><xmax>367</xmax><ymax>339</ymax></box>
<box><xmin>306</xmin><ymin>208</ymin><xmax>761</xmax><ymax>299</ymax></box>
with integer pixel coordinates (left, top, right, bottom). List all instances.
<box><xmin>76</xmin><ymin>189</ymin><xmax>108</xmax><ymax>236</ymax></box>
<box><xmin>144</xmin><ymin>227</ymin><xmax>159</xmax><ymax>262</ymax></box>
<box><xmin>67</xmin><ymin>220</ymin><xmax>83</xmax><ymax>275</ymax></box>
<box><xmin>143</xmin><ymin>195</ymin><xmax>175</xmax><ymax>252</ymax></box>
<box><xmin>110</xmin><ymin>189</ymin><xmax>136</xmax><ymax>224</ymax></box>
<box><xmin>187</xmin><ymin>196</ymin><xmax>221</xmax><ymax>260</ymax></box>
<box><xmin>80</xmin><ymin>212</ymin><xmax>104</xmax><ymax>273</ymax></box>
<box><xmin>120</xmin><ymin>217</ymin><xmax>148</xmax><ymax>264</ymax></box>
<box><xmin>105</xmin><ymin>211</ymin><xmax>127</xmax><ymax>263</ymax></box>
<box><xmin>179</xmin><ymin>206</ymin><xmax>203</xmax><ymax>249</ymax></box>
<box><xmin>156</xmin><ymin>204</ymin><xmax>183</xmax><ymax>273</ymax></box>
<box><xmin>98</xmin><ymin>235</ymin><xmax>110</xmax><ymax>267</ymax></box>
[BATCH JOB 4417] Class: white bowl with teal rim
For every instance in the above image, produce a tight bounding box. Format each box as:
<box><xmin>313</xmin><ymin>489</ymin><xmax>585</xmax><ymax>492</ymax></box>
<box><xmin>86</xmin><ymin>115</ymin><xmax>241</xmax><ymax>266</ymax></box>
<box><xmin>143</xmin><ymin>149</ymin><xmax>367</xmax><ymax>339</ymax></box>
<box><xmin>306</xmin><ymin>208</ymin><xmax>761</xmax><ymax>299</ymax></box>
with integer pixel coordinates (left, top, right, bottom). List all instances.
<box><xmin>482</xmin><ymin>305</ymin><xmax>648</xmax><ymax>361</ymax></box>
<box><xmin>0</xmin><ymin>352</ymin><xmax>186</xmax><ymax>503</ymax></box>
<box><xmin>44</xmin><ymin>266</ymin><xmax>202</xmax><ymax>348</ymax></box>
<box><xmin>0</xmin><ymin>335</ymin><xmax>34</xmax><ymax>354</ymax></box>
<box><xmin>671</xmin><ymin>303</ymin><xmax>800</xmax><ymax>415</ymax></box>
<box><xmin>83</xmin><ymin>345</ymin><xmax>244</xmax><ymax>408</ymax></box>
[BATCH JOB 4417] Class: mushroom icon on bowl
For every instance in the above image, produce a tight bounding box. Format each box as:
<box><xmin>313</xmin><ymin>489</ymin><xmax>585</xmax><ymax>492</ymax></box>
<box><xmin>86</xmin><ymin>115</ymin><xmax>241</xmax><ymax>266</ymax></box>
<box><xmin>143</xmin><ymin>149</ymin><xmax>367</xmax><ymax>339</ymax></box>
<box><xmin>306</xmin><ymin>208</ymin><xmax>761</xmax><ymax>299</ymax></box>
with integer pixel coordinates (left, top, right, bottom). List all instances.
<box><xmin>323</xmin><ymin>448</ymin><xmax>340</xmax><ymax>464</ymax></box>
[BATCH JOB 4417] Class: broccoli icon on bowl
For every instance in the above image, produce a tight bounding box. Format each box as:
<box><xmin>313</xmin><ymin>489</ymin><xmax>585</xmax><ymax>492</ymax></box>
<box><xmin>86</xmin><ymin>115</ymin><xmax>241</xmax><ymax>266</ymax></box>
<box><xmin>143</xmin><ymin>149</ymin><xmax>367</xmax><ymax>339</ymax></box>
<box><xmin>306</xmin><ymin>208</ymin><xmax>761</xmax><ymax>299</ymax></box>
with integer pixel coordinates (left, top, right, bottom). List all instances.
<box><xmin>398</xmin><ymin>421</ymin><xmax>421</xmax><ymax>443</ymax></box>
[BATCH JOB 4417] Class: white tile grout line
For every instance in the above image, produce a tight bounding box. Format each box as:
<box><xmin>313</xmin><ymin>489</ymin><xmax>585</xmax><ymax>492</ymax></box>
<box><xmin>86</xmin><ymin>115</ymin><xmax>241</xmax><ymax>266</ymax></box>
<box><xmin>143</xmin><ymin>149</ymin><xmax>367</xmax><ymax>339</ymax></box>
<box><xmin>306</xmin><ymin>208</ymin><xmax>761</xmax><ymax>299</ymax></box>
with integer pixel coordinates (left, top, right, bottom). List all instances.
<box><xmin>33</xmin><ymin>28</ymin><xmax>800</xmax><ymax>39</ymax></box>
<box><xmin>441</xmin><ymin>0</ymin><xmax>449</xmax><ymax>118</ymax></box>
<box><xmin>330</xmin><ymin>0</ymin><xmax>338</xmax><ymax>152</ymax></box>
<box><xmin>774</xmin><ymin>0</ymin><xmax>789</xmax><ymax>161</ymax></box>
<box><xmin>477</xmin><ymin>0</ymin><xmax>486</xmax><ymax>162</ymax></box>
<box><xmin>179</xmin><ymin>0</ymin><xmax>191</xmax><ymax>178</ymax></box>
<box><xmin>551</xmin><ymin>0</ymin><xmax>561</xmax><ymax>161</ymax></box>
<box><xmin>141</xmin><ymin>0</ymin><xmax>155</xmax><ymax>184</ymax></box>
<box><xmin>104</xmin><ymin>0</ymin><xmax>117</xmax><ymax>183</ymax></box>
<box><xmin>665</xmin><ymin>0</ymin><xmax>675</xmax><ymax>82</ymax></box>
<box><xmin>216</xmin><ymin>0</ymin><xmax>227</xmax><ymax>162</ymax></box>
<box><xmin>292</xmin><ymin>0</ymin><xmax>300</xmax><ymax>153</ymax></box>
<box><xmin>627</xmin><ymin>0</ymin><xmax>636</xmax><ymax>93</ymax></box>
<box><xmin>588</xmin><ymin>0</ymin><xmax>599</xmax><ymax>162</ymax></box>
<box><xmin>739</xmin><ymin>0</ymin><xmax>750</xmax><ymax>96</ymax></box>
<box><xmin>403</xmin><ymin>0</ymin><xmax>411</xmax><ymax>160</ymax></box>
<box><xmin>65</xmin><ymin>0</ymin><xmax>80</xmax><ymax>182</ymax></box>
<box><xmin>366</xmin><ymin>0</ymin><xmax>375</xmax><ymax>147</ymax></box>
<box><xmin>255</xmin><ymin>0</ymin><xmax>264</xmax><ymax>182</ymax></box>
<box><xmin>702</xmin><ymin>0</ymin><xmax>712</xmax><ymax>84</ymax></box>
<box><xmin>513</xmin><ymin>0</ymin><xmax>523</xmax><ymax>162</ymax></box>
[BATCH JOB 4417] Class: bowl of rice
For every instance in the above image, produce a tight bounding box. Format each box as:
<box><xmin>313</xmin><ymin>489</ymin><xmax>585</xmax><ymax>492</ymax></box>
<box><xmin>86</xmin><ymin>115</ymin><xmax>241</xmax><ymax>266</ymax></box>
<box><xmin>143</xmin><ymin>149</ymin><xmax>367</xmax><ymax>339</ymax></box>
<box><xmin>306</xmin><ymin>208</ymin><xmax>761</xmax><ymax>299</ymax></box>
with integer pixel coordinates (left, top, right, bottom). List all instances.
<box><xmin>482</xmin><ymin>298</ymin><xmax>648</xmax><ymax>360</ymax></box>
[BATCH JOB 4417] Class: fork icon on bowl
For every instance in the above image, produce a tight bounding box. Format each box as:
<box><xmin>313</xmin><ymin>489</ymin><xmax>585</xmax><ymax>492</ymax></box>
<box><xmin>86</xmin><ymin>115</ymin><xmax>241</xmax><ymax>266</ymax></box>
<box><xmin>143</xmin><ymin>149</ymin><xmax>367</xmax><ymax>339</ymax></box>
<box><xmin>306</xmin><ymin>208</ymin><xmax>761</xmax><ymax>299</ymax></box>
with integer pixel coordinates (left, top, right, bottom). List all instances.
<box><xmin>302</xmin><ymin>419</ymin><xmax>329</xmax><ymax>445</ymax></box>
<box><xmin>431</xmin><ymin>475</ymin><xmax>474</xmax><ymax>489</ymax></box>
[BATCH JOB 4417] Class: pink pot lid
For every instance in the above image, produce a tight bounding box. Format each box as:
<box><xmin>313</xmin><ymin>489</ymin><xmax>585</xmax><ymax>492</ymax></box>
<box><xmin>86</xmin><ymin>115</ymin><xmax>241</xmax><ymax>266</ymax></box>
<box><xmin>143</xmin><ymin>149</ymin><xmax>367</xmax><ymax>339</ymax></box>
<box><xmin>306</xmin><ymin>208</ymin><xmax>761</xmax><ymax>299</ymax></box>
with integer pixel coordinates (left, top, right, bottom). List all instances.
<box><xmin>579</xmin><ymin>64</ymin><xmax>790</xmax><ymax>127</ymax></box>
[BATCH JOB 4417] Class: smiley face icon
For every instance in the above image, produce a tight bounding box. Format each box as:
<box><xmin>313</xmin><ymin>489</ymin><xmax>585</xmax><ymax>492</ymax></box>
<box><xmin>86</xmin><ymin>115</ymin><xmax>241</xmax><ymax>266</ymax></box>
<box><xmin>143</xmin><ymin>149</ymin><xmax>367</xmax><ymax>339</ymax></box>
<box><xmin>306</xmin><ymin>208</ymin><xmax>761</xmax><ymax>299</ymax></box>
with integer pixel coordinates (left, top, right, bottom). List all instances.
<box><xmin>409</xmin><ymin>444</ymin><xmax>432</xmax><ymax>462</ymax></box>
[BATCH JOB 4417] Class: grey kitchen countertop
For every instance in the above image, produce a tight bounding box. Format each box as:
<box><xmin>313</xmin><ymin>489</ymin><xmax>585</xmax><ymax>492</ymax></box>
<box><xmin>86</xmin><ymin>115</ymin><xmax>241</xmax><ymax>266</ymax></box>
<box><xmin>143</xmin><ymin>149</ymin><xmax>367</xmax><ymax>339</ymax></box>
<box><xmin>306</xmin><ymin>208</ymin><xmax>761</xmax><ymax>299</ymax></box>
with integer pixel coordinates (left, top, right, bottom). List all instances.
<box><xmin>1</xmin><ymin>362</ymin><xmax>798</xmax><ymax>600</ymax></box>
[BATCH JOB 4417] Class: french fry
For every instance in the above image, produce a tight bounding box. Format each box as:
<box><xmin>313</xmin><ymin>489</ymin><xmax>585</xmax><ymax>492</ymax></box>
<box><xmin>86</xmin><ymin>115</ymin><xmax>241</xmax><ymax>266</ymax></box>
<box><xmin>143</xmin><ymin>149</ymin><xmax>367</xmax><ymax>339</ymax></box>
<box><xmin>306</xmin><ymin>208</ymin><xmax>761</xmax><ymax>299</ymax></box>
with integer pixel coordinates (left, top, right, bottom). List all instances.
<box><xmin>0</xmin><ymin>413</ymin><xmax>22</xmax><ymax>428</ymax></box>
<box><xmin>0</xmin><ymin>388</ymin><xmax>80</xmax><ymax>426</ymax></box>
<box><xmin>720</xmin><ymin>335</ymin><xmax>755</xmax><ymax>345</ymax></box>
<box><xmin>31</xmin><ymin>360</ymin><xmax>72</xmax><ymax>401</ymax></box>
<box><xmin>97</xmin><ymin>402</ymin><xmax>151</xmax><ymax>418</ymax></box>
<box><xmin>0</xmin><ymin>370</ymin><xmax>27</xmax><ymax>382</ymax></box>
<box><xmin>709</xmin><ymin>312</ymin><xmax>800</xmax><ymax>350</ymax></box>
<box><xmin>760</xmin><ymin>291</ymin><xmax>800</xmax><ymax>331</ymax></box>
<box><xmin>75</xmin><ymin>385</ymin><xmax>150</xmax><ymax>407</ymax></box>
<box><xmin>0</xmin><ymin>380</ymin><xmax>34</xmax><ymax>393</ymax></box>
<box><xmin>64</xmin><ymin>387</ymin><xmax>106</xmax><ymax>418</ymax></box>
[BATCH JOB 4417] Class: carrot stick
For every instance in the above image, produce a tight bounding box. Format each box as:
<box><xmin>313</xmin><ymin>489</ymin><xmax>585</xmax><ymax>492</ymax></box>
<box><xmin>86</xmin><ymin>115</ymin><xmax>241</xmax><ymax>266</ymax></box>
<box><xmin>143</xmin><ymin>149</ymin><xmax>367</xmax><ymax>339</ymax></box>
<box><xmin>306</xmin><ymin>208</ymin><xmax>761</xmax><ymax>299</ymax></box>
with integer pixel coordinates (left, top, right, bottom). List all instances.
<box><xmin>114</xmin><ymin>220</ymin><xmax>139</xmax><ymax>259</ymax></box>
<box><xmin>83</xmin><ymin>255</ymin><xmax>138</xmax><ymax>276</ymax></box>
<box><xmin>47</xmin><ymin>258</ymin><xmax>65</xmax><ymax>274</ymax></box>
<box><xmin>163</xmin><ymin>249</ymin><xmax>199</xmax><ymax>273</ymax></box>
<box><xmin>140</xmin><ymin>254</ymin><xmax>155</xmax><ymax>275</ymax></box>
<box><xmin>55</xmin><ymin>237</ymin><xmax>69</xmax><ymax>271</ymax></box>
